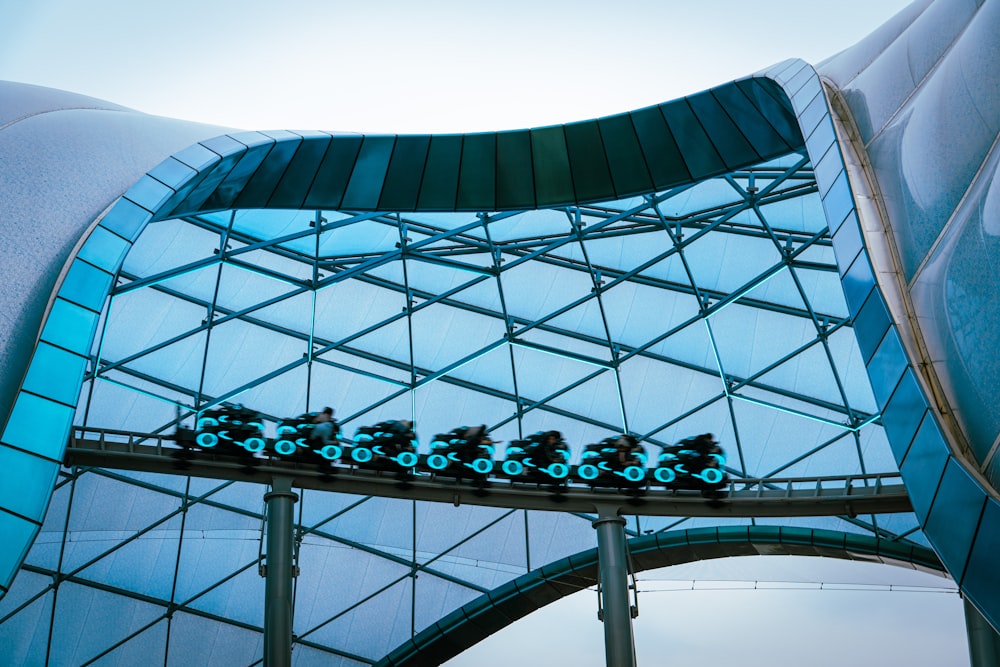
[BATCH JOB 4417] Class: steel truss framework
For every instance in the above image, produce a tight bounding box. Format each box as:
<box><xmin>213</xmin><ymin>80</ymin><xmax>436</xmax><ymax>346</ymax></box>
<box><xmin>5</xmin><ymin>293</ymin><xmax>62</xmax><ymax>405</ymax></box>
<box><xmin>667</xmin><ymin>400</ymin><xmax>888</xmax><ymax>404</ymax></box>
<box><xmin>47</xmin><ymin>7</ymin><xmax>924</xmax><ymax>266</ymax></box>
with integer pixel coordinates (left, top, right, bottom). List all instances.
<box><xmin>0</xmin><ymin>154</ymin><xmax>926</xmax><ymax>665</ymax></box>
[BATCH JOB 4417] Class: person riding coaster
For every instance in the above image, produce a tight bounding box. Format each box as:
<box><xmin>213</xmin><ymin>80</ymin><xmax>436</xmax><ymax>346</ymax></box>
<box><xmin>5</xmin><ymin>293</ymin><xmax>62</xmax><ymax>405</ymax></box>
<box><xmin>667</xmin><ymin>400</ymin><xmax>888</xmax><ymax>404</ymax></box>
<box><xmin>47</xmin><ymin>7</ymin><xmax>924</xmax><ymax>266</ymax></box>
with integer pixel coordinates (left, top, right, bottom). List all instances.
<box><xmin>350</xmin><ymin>420</ymin><xmax>419</xmax><ymax>469</ymax></box>
<box><xmin>655</xmin><ymin>433</ymin><xmax>727</xmax><ymax>489</ymax></box>
<box><xmin>578</xmin><ymin>434</ymin><xmax>648</xmax><ymax>485</ymax></box>
<box><xmin>273</xmin><ymin>406</ymin><xmax>341</xmax><ymax>461</ymax></box>
<box><xmin>426</xmin><ymin>424</ymin><xmax>497</xmax><ymax>477</ymax></box>
<box><xmin>502</xmin><ymin>430</ymin><xmax>571</xmax><ymax>482</ymax></box>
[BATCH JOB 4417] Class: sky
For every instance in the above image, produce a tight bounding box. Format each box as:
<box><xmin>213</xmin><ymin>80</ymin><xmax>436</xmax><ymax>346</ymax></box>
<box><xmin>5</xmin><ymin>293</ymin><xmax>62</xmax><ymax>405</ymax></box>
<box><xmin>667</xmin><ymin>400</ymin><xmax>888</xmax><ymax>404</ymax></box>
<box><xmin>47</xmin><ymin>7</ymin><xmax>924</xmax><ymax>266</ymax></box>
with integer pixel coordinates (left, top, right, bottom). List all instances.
<box><xmin>2</xmin><ymin>1</ymin><xmax>972</xmax><ymax>665</ymax></box>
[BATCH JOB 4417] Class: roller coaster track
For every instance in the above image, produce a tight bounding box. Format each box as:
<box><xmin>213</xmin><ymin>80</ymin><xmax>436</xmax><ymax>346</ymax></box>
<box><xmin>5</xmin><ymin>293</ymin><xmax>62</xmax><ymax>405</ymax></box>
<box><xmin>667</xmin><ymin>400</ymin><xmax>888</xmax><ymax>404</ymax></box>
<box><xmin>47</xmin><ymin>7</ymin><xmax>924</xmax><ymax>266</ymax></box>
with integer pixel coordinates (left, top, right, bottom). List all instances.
<box><xmin>64</xmin><ymin>427</ymin><xmax>912</xmax><ymax>518</ymax></box>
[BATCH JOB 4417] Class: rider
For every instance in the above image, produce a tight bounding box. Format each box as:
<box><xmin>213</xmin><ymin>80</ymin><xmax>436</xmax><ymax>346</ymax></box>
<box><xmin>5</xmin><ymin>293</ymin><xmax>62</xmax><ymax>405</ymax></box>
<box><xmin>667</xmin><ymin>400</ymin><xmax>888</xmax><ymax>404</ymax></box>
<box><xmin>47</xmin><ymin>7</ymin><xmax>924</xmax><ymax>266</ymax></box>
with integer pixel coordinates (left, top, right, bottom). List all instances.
<box><xmin>311</xmin><ymin>407</ymin><xmax>340</xmax><ymax>445</ymax></box>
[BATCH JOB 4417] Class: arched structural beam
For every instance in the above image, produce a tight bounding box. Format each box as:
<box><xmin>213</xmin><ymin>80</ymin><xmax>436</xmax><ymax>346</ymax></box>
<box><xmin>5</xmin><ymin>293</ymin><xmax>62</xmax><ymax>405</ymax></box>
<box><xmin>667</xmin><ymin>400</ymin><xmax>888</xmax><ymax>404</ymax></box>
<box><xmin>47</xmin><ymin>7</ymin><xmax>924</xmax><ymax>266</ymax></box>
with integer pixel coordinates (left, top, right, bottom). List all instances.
<box><xmin>375</xmin><ymin>526</ymin><xmax>944</xmax><ymax>667</ymax></box>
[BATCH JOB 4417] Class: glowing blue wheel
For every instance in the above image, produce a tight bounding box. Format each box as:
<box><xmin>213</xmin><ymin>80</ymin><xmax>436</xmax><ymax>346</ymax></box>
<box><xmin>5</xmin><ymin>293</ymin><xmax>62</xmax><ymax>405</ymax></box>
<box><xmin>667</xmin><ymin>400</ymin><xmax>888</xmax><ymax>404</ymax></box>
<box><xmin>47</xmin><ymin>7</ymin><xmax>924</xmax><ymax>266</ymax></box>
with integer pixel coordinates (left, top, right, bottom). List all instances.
<box><xmin>274</xmin><ymin>439</ymin><xmax>297</xmax><ymax>456</ymax></box>
<box><xmin>427</xmin><ymin>453</ymin><xmax>448</xmax><ymax>470</ymax></box>
<box><xmin>196</xmin><ymin>432</ymin><xmax>218</xmax><ymax>448</ymax></box>
<box><xmin>319</xmin><ymin>444</ymin><xmax>342</xmax><ymax>460</ymax></box>
<box><xmin>577</xmin><ymin>463</ymin><xmax>599</xmax><ymax>481</ymax></box>
<box><xmin>654</xmin><ymin>467</ymin><xmax>676</xmax><ymax>483</ymax></box>
<box><xmin>351</xmin><ymin>447</ymin><xmax>373</xmax><ymax>463</ymax></box>
<box><xmin>397</xmin><ymin>451</ymin><xmax>418</xmax><ymax>468</ymax></box>
<box><xmin>502</xmin><ymin>460</ymin><xmax>524</xmax><ymax>476</ymax></box>
<box><xmin>698</xmin><ymin>468</ymin><xmax>724</xmax><ymax>484</ymax></box>
<box><xmin>545</xmin><ymin>462</ymin><xmax>569</xmax><ymax>480</ymax></box>
<box><xmin>277</xmin><ymin>424</ymin><xmax>296</xmax><ymax>435</ymax></box>
<box><xmin>621</xmin><ymin>465</ymin><xmax>645</xmax><ymax>483</ymax></box>
<box><xmin>469</xmin><ymin>458</ymin><xmax>493</xmax><ymax>474</ymax></box>
<box><xmin>243</xmin><ymin>437</ymin><xmax>266</xmax><ymax>453</ymax></box>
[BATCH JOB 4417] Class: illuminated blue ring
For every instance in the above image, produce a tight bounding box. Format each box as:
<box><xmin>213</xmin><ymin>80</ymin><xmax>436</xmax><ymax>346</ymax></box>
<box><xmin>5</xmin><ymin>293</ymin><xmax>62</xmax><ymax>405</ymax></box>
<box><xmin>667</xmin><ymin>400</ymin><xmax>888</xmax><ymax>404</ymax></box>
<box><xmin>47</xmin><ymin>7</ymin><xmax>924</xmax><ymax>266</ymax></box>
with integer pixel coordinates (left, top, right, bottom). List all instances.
<box><xmin>277</xmin><ymin>424</ymin><xmax>296</xmax><ymax>435</ymax></box>
<box><xmin>698</xmin><ymin>468</ymin><xmax>724</xmax><ymax>484</ymax></box>
<box><xmin>352</xmin><ymin>447</ymin><xmax>373</xmax><ymax>463</ymax></box>
<box><xmin>711</xmin><ymin>453</ymin><xmax>726</xmax><ymax>466</ymax></box>
<box><xmin>545</xmin><ymin>462</ymin><xmax>569</xmax><ymax>480</ymax></box>
<box><xmin>319</xmin><ymin>444</ymin><xmax>342</xmax><ymax>461</ymax></box>
<box><xmin>197</xmin><ymin>417</ymin><xmax>218</xmax><ymax>430</ymax></box>
<box><xmin>469</xmin><ymin>458</ymin><xmax>494</xmax><ymax>474</ymax></box>
<box><xmin>275</xmin><ymin>439</ymin><xmax>297</xmax><ymax>456</ymax></box>
<box><xmin>397</xmin><ymin>451</ymin><xmax>418</xmax><ymax>468</ymax></box>
<box><xmin>427</xmin><ymin>453</ymin><xmax>449</xmax><ymax>470</ymax></box>
<box><xmin>577</xmin><ymin>463</ymin><xmax>599</xmax><ymax>481</ymax></box>
<box><xmin>243</xmin><ymin>437</ymin><xmax>266</xmax><ymax>453</ymax></box>
<box><xmin>354</xmin><ymin>433</ymin><xmax>374</xmax><ymax>443</ymax></box>
<box><xmin>622</xmin><ymin>466</ymin><xmax>645</xmax><ymax>483</ymax></box>
<box><xmin>196</xmin><ymin>432</ymin><xmax>218</xmax><ymax>448</ymax></box>
<box><xmin>502</xmin><ymin>460</ymin><xmax>524</xmax><ymax>476</ymax></box>
<box><xmin>654</xmin><ymin>467</ymin><xmax>676</xmax><ymax>484</ymax></box>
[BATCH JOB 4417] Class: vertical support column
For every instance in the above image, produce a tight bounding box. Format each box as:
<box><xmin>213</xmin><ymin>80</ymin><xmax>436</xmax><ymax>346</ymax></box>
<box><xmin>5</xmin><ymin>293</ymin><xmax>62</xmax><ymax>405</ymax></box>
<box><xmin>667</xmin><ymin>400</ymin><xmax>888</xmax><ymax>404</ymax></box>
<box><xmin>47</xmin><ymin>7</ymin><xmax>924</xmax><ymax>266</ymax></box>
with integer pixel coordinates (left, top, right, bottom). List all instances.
<box><xmin>264</xmin><ymin>476</ymin><xmax>298</xmax><ymax>667</ymax></box>
<box><xmin>965</xmin><ymin>597</ymin><xmax>1000</xmax><ymax>667</ymax></box>
<box><xmin>592</xmin><ymin>506</ymin><xmax>636</xmax><ymax>667</ymax></box>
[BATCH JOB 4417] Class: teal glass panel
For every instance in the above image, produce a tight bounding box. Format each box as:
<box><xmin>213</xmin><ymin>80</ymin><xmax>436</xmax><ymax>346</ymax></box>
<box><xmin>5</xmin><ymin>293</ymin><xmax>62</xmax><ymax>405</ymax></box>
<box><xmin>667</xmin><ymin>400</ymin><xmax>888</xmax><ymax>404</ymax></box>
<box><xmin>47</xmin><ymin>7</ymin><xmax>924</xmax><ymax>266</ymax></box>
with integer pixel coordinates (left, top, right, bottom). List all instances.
<box><xmin>661</xmin><ymin>101</ymin><xmax>726</xmax><ymax>179</ymax></box>
<box><xmin>234</xmin><ymin>131</ymin><xmax>303</xmax><ymax>209</ymax></box>
<box><xmin>853</xmin><ymin>291</ymin><xmax>891</xmax><ymax>364</ymax></box>
<box><xmin>342</xmin><ymin>135</ymin><xmax>395</xmax><ymax>210</ymax></box>
<box><xmin>821</xmin><ymin>172</ymin><xmax>854</xmax><ymax>234</ymax></box>
<box><xmin>76</xmin><ymin>225</ymin><xmax>130</xmax><ymax>273</ymax></box>
<box><xmin>1</xmin><ymin>392</ymin><xmax>75</xmax><ymax>462</ymax></box>
<box><xmin>496</xmin><ymin>131</ymin><xmax>534</xmax><ymax>209</ymax></box>
<box><xmin>791</xmin><ymin>76</ymin><xmax>823</xmax><ymax>113</ymax></box>
<box><xmin>379</xmin><ymin>135</ymin><xmax>431</xmax><ymax>211</ymax></box>
<box><xmin>98</xmin><ymin>198</ymin><xmax>152</xmax><ymax>241</ymax></box>
<box><xmin>201</xmin><ymin>134</ymin><xmax>249</xmax><ymax>159</ymax></box>
<box><xmin>784</xmin><ymin>65</ymin><xmax>814</xmax><ymax>98</ymax></box>
<box><xmin>630</xmin><ymin>107</ymin><xmax>689</xmax><ymax>188</ymax></box>
<box><xmin>203</xmin><ymin>138</ymin><xmax>275</xmax><ymax>211</ymax></box>
<box><xmin>531</xmin><ymin>126</ymin><xmax>573</xmax><ymax>207</ymax></box>
<box><xmin>686</xmin><ymin>91</ymin><xmax>760</xmax><ymax>169</ymax></box>
<box><xmin>881</xmin><ymin>369</ymin><xmax>930</xmax><ymax>463</ymax></box>
<box><xmin>303</xmin><ymin>134</ymin><xmax>364</xmax><ymax>209</ymax></box>
<box><xmin>418</xmin><ymin>135</ymin><xmax>462</xmax><ymax>210</ymax></box>
<box><xmin>924</xmin><ymin>459</ymin><xmax>987</xmax><ymax>582</ymax></box>
<box><xmin>797</xmin><ymin>91</ymin><xmax>829</xmax><ymax>140</ymax></box>
<box><xmin>269</xmin><ymin>133</ymin><xmax>333</xmax><ymax>208</ymax></box>
<box><xmin>39</xmin><ymin>298</ymin><xmax>100</xmax><ymax>356</ymax></box>
<box><xmin>735</xmin><ymin>79</ymin><xmax>802</xmax><ymax>148</ymax></box>
<box><xmin>0</xmin><ymin>509</ymin><xmax>38</xmax><ymax>588</ymax></box>
<box><xmin>841</xmin><ymin>250</ymin><xmax>875</xmax><ymax>317</ymax></box>
<box><xmin>867</xmin><ymin>328</ymin><xmax>908</xmax><ymax>407</ymax></box>
<box><xmin>814</xmin><ymin>144</ymin><xmax>844</xmax><ymax>197</ymax></box>
<box><xmin>124</xmin><ymin>175</ymin><xmax>174</xmax><ymax>213</ymax></box>
<box><xmin>597</xmin><ymin>114</ymin><xmax>652</xmax><ymax>197</ymax></box>
<box><xmin>147</xmin><ymin>157</ymin><xmax>197</xmax><ymax>190</ymax></box>
<box><xmin>564</xmin><ymin>121</ymin><xmax>615</xmax><ymax>203</ymax></box>
<box><xmin>58</xmin><ymin>260</ymin><xmax>113</xmax><ymax>313</ymax></box>
<box><xmin>831</xmin><ymin>212</ymin><xmax>862</xmax><ymax>276</ymax></box>
<box><xmin>0</xmin><ymin>445</ymin><xmax>59</xmax><ymax>521</ymax></box>
<box><xmin>176</xmin><ymin>148</ymin><xmax>247</xmax><ymax>213</ymax></box>
<box><xmin>805</xmin><ymin>117</ymin><xmax>836</xmax><ymax>163</ymax></box>
<box><xmin>457</xmin><ymin>133</ymin><xmax>495</xmax><ymax>211</ymax></box>
<box><xmin>963</xmin><ymin>500</ymin><xmax>1000</xmax><ymax>620</ymax></box>
<box><xmin>22</xmin><ymin>342</ymin><xmax>87</xmax><ymax>407</ymax></box>
<box><xmin>711</xmin><ymin>85</ymin><xmax>790</xmax><ymax>158</ymax></box>
<box><xmin>900</xmin><ymin>415</ymin><xmax>950</xmax><ymax>521</ymax></box>
<box><xmin>172</xmin><ymin>141</ymin><xmax>221</xmax><ymax>172</ymax></box>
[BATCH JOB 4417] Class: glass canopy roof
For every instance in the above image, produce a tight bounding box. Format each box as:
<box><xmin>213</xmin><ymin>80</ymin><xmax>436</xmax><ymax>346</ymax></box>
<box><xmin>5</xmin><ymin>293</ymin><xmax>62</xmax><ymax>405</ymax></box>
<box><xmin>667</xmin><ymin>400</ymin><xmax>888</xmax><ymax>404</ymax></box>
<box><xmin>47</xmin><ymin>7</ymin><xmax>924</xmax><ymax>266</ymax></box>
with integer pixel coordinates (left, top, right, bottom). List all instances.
<box><xmin>0</xmin><ymin>148</ymin><xmax>926</xmax><ymax>665</ymax></box>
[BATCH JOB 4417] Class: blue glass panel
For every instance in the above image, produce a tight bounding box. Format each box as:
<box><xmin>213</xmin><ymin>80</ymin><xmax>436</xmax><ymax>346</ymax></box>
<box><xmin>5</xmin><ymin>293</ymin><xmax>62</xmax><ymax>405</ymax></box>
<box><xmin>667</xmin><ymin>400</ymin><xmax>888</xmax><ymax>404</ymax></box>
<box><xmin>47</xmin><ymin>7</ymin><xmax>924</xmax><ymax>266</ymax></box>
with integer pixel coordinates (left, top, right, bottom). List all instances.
<box><xmin>303</xmin><ymin>134</ymin><xmax>363</xmax><ymax>210</ymax></box>
<box><xmin>784</xmin><ymin>65</ymin><xmax>814</xmax><ymax>98</ymax></box>
<box><xmin>791</xmin><ymin>76</ymin><xmax>822</xmax><ymax>112</ymax></box>
<box><xmin>496</xmin><ymin>131</ymin><xmax>534</xmax><ymax>209</ymax></box>
<box><xmin>531</xmin><ymin>126</ymin><xmax>573</xmax><ymax>207</ymax></box>
<box><xmin>821</xmin><ymin>171</ymin><xmax>854</xmax><ymax>234</ymax></box>
<box><xmin>564</xmin><ymin>121</ymin><xmax>615</xmax><ymax>203</ymax></box>
<box><xmin>147</xmin><ymin>157</ymin><xmax>197</xmax><ymax>190</ymax></box>
<box><xmin>203</xmin><ymin>138</ymin><xmax>275</xmax><ymax>211</ymax></box>
<box><xmin>598</xmin><ymin>114</ymin><xmax>653</xmax><ymax>197</ymax></box>
<box><xmin>805</xmin><ymin>117</ymin><xmax>836</xmax><ymax>163</ymax></box>
<box><xmin>379</xmin><ymin>135</ymin><xmax>431</xmax><ymax>211</ymax></box>
<box><xmin>39</xmin><ymin>298</ymin><xmax>100</xmax><ymax>356</ymax></box>
<box><xmin>661</xmin><ymin>101</ymin><xmax>727</xmax><ymax>179</ymax></box>
<box><xmin>710</xmin><ymin>85</ymin><xmax>790</xmax><ymax>158</ymax></box>
<box><xmin>417</xmin><ymin>135</ymin><xmax>462</xmax><ymax>210</ymax></box>
<box><xmin>1</xmin><ymin>392</ymin><xmax>74</xmax><ymax>461</ymax></box>
<box><xmin>813</xmin><ymin>143</ymin><xmax>845</xmax><ymax>198</ymax></box>
<box><xmin>841</xmin><ymin>252</ymin><xmax>876</xmax><ymax>317</ymax></box>
<box><xmin>342</xmin><ymin>135</ymin><xmax>395</xmax><ymax>210</ymax></box>
<box><xmin>736</xmin><ymin>79</ymin><xmax>803</xmax><ymax>148</ymax></box>
<box><xmin>866</xmin><ymin>328</ymin><xmax>908</xmax><ymax>408</ymax></box>
<box><xmin>630</xmin><ymin>107</ymin><xmax>690</xmax><ymax>188</ymax></box>
<box><xmin>686</xmin><ymin>91</ymin><xmax>760</xmax><ymax>169</ymax></box>
<box><xmin>852</xmin><ymin>290</ymin><xmax>891</xmax><ymax>364</ymax></box>
<box><xmin>234</xmin><ymin>131</ymin><xmax>303</xmax><ymax>209</ymax></box>
<box><xmin>172</xmin><ymin>142</ymin><xmax>221</xmax><ymax>172</ymax></box>
<box><xmin>98</xmin><ymin>198</ymin><xmax>152</xmax><ymax>241</ymax></box>
<box><xmin>0</xmin><ymin>509</ymin><xmax>38</xmax><ymax>588</ymax></box>
<box><xmin>124</xmin><ymin>175</ymin><xmax>174</xmax><ymax>213</ymax></box>
<box><xmin>831</xmin><ymin>211</ymin><xmax>862</xmax><ymax>274</ymax></box>
<box><xmin>796</xmin><ymin>91</ymin><xmax>828</xmax><ymax>141</ymax></box>
<box><xmin>899</xmin><ymin>415</ymin><xmax>950</xmax><ymax>521</ymax></box>
<box><xmin>22</xmin><ymin>342</ymin><xmax>87</xmax><ymax>407</ymax></box>
<box><xmin>963</xmin><ymin>499</ymin><xmax>1000</xmax><ymax>620</ymax></box>
<box><xmin>880</xmin><ymin>369</ymin><xmax>930</xmax><ymax>463</ymax></box>
<box><xmin>76</xmin><ymin>226</ymin><xmax>130</xmax><ymax>273</ymax></box>
<box><xmin>176</xmin><ymin>148</ymin><xmax>248</xmax><ymax>214</ymax></box>
<box><xmin>269</xmin><ymin>133</ymin><xmax>333</xmax><ymax>209</ymax></box>
<box><xmin>924</xmin><ymin>458</ymin><xmax>987</xmax><ymax>582</ymax></box>
<box><xmin>58</xmin><ymin>260</ymin><xmax>113</xmax><ymax>312</ymax></box>
<box><xmin>457</xmin><ymin>133</ymin><xmax>495</xmax><ymax>211</ymax></box>
<box><xmin>200</xmin><ymin>134</ymin><xmax>247</xmax><ymax>159</ymax></box>
<box><xmin>0</xmin><ymin>445</ymin><xmax>59</xmax><ymax>521</ymax></box>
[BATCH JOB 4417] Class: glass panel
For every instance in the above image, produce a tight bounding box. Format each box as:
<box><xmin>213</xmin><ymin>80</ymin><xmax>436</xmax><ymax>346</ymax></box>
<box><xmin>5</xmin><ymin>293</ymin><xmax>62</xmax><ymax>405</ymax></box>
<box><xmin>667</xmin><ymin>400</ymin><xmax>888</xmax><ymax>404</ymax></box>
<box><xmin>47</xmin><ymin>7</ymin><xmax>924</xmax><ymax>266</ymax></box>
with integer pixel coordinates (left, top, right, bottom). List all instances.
<box><xmin>342</xmin><ymin>135</ymin><xmax>395</xmax><ymax>210</ymax></box>
<box><xmin>21</xmin><ymin>342</ymin><xmax>87</xmax><ymax>406</ymax></box>
<box><xmin>962</xmin><ymin>499</ymin><xmax>1000</xmax><ymax>624</ymax></box>
<box><xmin>418</xmin><ymin>135</ymin><xmax>463</xmax><ymax>210</ymax></box>
<box><xmin>457</xmin><ymin>133</ymin><xmax>496</xmax><ymax>211</ymax></box>
<box><xmin>687</xmin><ymin>90</ymin><xmax>759</xmax><ymax>169</ymax></box>
<box><xmin>597</xmin><ymin>114</ymin><xmax>652</xmax><ymax>197</ymax></box>
<box><xmin>380</xmin><ymin>135</ymin><xmax>431</xmax><ymax>211</ymax></box>
<box><xmin>1</xmin><ymin>392</ymin><xmax>75</xmax><ymax>461</ymax></box>
<box><xmin>821</xmin><ymin>171</ymin><xmax>854</xmax><ymax>234</ymax></box>
<box><xmin>124</xmin><ymin>175</ymin><xmax>174</xmax><ymax>213</ymax></box>
<box><xmin>98</xmin><ymin>198</ymin><xmax>153</xmax><ymax>241</ymax></box>
<box><xmin>57</xmin><ymin>259</ymin><xmax>113</xmax><ymax>312</ymax></box>
<box><xmin>77</xmin><ymin>225</ymin><xmax>130</xmax><ymax>273</ymax></box>
<box><xmin>564</xmin><ymin>121</ymin><xmax>615</xmax><ymax>203</ymax></box>
<box><xmin>853</xmin><ymin>291</ymin><xmax>892</xmax><ymax>364</ymax></box>
<box><xmin>661</xmin><ymin>100</ymin><xmax>726</xmax><ymax>179</ymax></box>
<box><xmin>530</xmin><ymin>126</ymin><xmax>573</xmax><ymax>207</ymax></box>
<box><xmin>39</xmin><ymin>298</ymin><xmax>100</xmax><ymax>356</ymax></box>
<box><xmin>924</xmin><ymin>458</ymin><xmax>987</xmax><ymax>580</ymax></box>
<box><xmin>630</xmin><ymin>107</ymin><xmax>689</xmax><ymax>189</ymax></box>
<box><xmin>495</xmin><ymin>131</ymin><xmax>534</xmax><ymax>209</ymax></box>
<box><xmin>880</xmin><ymin>369</ymin><xmax>929</xmax><ymax>463</ymax></box>
<box><xmin>303</xmin><ymin>134</ymin><xmax>364</xmax><ymax>209</ymax></box>
<box><xmin>202</xmin><ymin>137</ymin><xmax>274</xmax><ymax>211</ymax></box>
<box><xmin>866</xmin><ymin>329</ymin><xmax>909</xmax><ymax>407</ymax></box>
<box><xmin>269</xmin><ymin>132</ymin><xmax>332</xmax><ymax>208</ymax></box>
<box><xmin>147</xmin><ymin>156</ymin><xmax>197</xmax><ymax>190</ymax></box>
<box><xmin>0</xmin><ymin>510</ymin><xmax>37</xmax><ymax>587</ymax></box>
<box><xmin>234</xmin><ymin>131</ymin><xmax>302</xmax><ymax>208</ymax></box>
<box><xmin>900</xmin><ymin>415</ymin><xmax>950</xmax><ymax>521</ymax></box>
<box><xmin>711</xmin><ymin>85</ymin><xmax>789</xmax><ymax>160</ymax></box>
<box><xmin>0</xmin><ymin>445</ymin><xmax>59</xmax><ymax>521</ymax></box>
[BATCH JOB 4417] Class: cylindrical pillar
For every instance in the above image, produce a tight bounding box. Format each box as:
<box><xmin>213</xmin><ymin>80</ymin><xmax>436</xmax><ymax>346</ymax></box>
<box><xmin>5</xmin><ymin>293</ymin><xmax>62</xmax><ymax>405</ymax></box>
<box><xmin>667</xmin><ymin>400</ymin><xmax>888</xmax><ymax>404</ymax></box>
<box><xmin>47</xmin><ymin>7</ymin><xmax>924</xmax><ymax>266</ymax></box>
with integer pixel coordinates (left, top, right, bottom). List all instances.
<box><xmin>264</xmin><ymin>476</ymin><xmax>298</xmax><ymax>667</ymax></box>
<box><xmin>965</xmin><ymin>597</ymin><xmax>1000</xmax><ymax>667</ymax></box>
<box><xmin>593</xmin><ymin>511</ymin><xmax>636</xmax><ymax>667</ymax></box>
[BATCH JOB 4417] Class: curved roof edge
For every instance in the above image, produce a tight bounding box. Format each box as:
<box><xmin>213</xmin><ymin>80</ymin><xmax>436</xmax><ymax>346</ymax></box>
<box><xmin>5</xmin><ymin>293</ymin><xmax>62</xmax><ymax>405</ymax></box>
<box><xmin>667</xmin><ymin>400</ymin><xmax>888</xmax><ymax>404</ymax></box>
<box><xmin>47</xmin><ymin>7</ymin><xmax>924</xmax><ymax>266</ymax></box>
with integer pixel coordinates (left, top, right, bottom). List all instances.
<box><xmin>375</xmin><ymin>526</ymin><xmax>944</xmax><ymax>667</ymax></box>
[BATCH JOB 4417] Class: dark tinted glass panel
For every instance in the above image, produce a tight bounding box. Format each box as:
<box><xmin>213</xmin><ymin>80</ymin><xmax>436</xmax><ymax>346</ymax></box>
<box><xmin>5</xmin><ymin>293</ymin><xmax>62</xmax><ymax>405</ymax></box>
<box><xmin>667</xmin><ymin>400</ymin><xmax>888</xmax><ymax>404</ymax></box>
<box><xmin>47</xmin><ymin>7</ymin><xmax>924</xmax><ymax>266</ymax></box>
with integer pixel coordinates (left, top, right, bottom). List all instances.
<box><xmin>899</xmin><ymin>415</ymin><xmax>950</xmax><ymax>521</ymax></box>
<box><xmin>831</xmin><ymin>211</ymin><xmax>862</xmax><ymax>274</ymax></box>
<box><xmin>880</xmin><ymin>369</ymin><xmax>930</xmax><ymax>462</ymax></box>
<box><xmin>496</xmin><ymin>131</ymin><xmax>534</xmax><ymax>209</ymax></box>
<box><xmin>457</xmin><ymin>133</ymin><xmax>496</xmax><ymax>211</ymax></box>
<box><xmin>841</xmin><ymin>252</ymin><xmax>875</xmax><ymax>317</ymax></box>
<box><xmin>268</xmin><ymin>134</ymin><xmax>332</xmax><ymax>208</ymax></box>
<box><xmin>234</xmin><ymin>132</ymin><xmax>303</xmax><ymax>208</ymax></box>
<box><xmin>564</xmin><ymin>121</ymin><xmax>615</xmax><ymax>203</ymax></box>
<box><xmin>711</xmin><ymin>84</ymin><xmax>791</xmax><ymax>158</ymax></box>
<box><xmin>853</xmin><ymin>290</ymin><xmax>891</xmax><ymax>364</ymax></box>
<box><xmin>630</xmin><ymin>107</ymin><xmax>689</xmax><ymax>189</ymax></box>
<box><xmin>661</xmin><ymin>101</ymin><xmax>726</xmax><ymax>179</ymax></box>
<box><xmin>597</xmin><ymin>115</ymin><xmax>652</xmax><ymax>197</ymax></box>
<box><xmin>686</xmin><ymin>91</ymin><xmax>760</xmax><ymax>169</ymax></box>
<box><xmin>203</xmin><ymin>141</ymin><xmax>274</xmax><ymax>211</ymax></box>
<box><xmin>304</xmin><ymin>135</ymin><xmax>364</xmax><ymax>209</ymax></box>
<box><xmin>735</xmin><ymin>79</ymin><xmax>803</xmax><ymax>149</ymax></box>
<box><xmin>379</xmin><ymin>135</ymin><xmax>431</xmax><ymax>211</ymax></box>
<box><xmin>341</xmin><ymin>135</ymin><xmax>396</xmax><ymax>210</ymax></box>
<box><xmin>531</xmin><ymin>126</ymin><xmax>573</xmax><ymax>207</ymax></box>
<box><xmin>963</xmin><ymin>500</ymin><xmax>1000</xmax><ymax>618</ymax></box>
<box><xmin>925</xmin><ymin>459</ymin><xmax>987</xmax><ymax>581</ymax></box>
<box><xmin>867</xmin><ymin>328</ymin><xmax>908</xmax><ymax>408</ymax></box>
<box><xmin>418</xmin><ymin>135</ymin><xmax>463</xmax><ymax>210</ymax></box>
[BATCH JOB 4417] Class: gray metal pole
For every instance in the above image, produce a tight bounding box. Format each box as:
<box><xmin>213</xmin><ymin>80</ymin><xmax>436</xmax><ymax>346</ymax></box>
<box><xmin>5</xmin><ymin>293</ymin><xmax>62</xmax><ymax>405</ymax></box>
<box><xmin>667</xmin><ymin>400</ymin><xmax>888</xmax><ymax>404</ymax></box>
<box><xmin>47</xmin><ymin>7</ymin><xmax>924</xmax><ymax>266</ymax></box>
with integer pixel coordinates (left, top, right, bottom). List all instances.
<box><xmin>264</xmin><ymin>476</ymin><xmax>298</xmax><ymax>667</ymax></box>
<box><xmin>965</xmin><ymin>597</ymin><xmax>1000</xmax><ymax>667</ymax></box>
<box><xmin>593</xmin><ymin>508</ymin><xmax>637</xmax><ymax>667</ymax></box>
